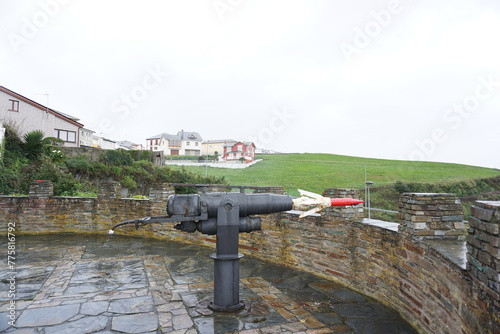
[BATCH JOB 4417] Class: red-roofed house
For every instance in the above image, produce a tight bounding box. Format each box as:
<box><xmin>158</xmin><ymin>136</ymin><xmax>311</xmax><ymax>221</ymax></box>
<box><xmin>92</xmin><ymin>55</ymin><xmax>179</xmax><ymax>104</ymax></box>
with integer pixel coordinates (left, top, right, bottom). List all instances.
<box><xmin>222</xmin><ymin>142</ymin><xmax>256</xmax><ymax>163</ymax></box>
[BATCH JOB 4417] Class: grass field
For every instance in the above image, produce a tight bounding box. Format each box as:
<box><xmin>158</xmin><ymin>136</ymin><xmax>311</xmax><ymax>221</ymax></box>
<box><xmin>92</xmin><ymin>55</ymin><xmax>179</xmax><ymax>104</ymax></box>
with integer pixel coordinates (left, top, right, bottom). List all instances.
<box><xmin>171</xmin><ymin>153</ymin><xmax>500</xmax><ymax>196</ymax></box>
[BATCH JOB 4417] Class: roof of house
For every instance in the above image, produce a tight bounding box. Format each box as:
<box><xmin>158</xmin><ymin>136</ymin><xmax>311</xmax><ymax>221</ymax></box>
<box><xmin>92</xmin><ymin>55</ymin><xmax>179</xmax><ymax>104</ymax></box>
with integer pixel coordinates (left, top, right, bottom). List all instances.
<box><xmin>224</xmin><ymin>141</ymin><xmax>255</xmax><ymax>148</ymax></box>
<box><xmin>203</xmin><ymin>139</ymin><xmax>236</xmax><ymax>144</ymax></box>
<box><xmin>147</xmin><ymin>131</ymin><xmax>203</xmax><ymax>141</ymax></box>
<box><xmin>116</xmin><ymin>140</ymin><xmax>137</xmax><ymax>149</ymax></box>
<box><xmin>0</xmin><ymin>86</ymin><xmax>84</xmax><ymax>128</ymax></box>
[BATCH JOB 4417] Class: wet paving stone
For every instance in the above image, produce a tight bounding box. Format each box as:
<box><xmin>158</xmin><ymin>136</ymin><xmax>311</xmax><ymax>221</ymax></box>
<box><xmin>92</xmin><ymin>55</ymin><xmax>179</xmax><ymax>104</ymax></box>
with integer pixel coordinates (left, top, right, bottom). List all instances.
<box><xmin>111</xmin><ymin>312</ymin><xmax>158</xmax><ymax>333</ymax></box>
<box><xmin>108</xmin><ymin>296</ymin><xmax>155</xmax><ymax>314</ymax></box>
<box><xmin>0</xmin><ymin>234</ymin><xmax>418</xmax><ymax>333</ymax></box>
<box><xmin>0</xmin><ymin>266</ymin><xmax>56</xmax><ymax>301</ymax></box>
<box><xmin>80</xmin><ymin>301</ymin><xmax>109</xmax><ymax>315</ymax></box>
<box><xmin>44</xmin><ymin>315</ymin><xmax>108</xmax><ymax>334</ymax></box>
<box><xmin>16</xmin><ymin>304</ymin><xmax>80</xmax><ymax>327</ymax></box>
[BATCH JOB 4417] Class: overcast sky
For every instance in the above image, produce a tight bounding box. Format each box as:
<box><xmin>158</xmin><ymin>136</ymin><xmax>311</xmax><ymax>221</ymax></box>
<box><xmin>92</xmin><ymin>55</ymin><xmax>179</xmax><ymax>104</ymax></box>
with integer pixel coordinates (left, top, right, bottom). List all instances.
<box><xmin>1</xmin><ymin>0</ymin><xmax>499</xmax><ymax>168</ymax></box>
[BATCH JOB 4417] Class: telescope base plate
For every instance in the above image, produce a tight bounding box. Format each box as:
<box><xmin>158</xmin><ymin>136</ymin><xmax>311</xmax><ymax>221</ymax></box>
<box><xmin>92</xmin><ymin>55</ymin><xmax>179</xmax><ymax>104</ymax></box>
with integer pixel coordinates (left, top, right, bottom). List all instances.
<box><xmin>208</xmin><ymin>300</ymin><xmax>245</xmax><ymax>313</ymax></box>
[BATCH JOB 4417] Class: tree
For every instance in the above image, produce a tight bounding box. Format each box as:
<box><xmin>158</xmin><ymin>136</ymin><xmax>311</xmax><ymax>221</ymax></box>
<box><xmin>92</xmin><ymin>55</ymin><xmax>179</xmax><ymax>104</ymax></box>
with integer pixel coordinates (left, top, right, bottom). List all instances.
<box><xmin>22</xmin><ymin>130</ymin><xmax>46</xmax><ymax>161</ymax></box>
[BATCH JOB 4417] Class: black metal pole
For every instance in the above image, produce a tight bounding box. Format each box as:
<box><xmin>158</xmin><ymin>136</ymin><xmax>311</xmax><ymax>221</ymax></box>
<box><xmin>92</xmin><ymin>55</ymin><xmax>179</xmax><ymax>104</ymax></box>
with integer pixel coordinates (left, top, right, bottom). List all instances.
<box><xmin>208</xmin><ymin>198</ymin><xmax>244</xmax><ymax>312</ymax></box>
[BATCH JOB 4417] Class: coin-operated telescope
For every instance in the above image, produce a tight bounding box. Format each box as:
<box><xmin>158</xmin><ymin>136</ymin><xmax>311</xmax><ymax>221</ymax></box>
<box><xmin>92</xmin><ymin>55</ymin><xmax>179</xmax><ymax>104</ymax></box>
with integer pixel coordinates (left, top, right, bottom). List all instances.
<box><xmin>109</xmin><ymin>190</ymin><xmax>363</xmax><ymax>312</ymax></box>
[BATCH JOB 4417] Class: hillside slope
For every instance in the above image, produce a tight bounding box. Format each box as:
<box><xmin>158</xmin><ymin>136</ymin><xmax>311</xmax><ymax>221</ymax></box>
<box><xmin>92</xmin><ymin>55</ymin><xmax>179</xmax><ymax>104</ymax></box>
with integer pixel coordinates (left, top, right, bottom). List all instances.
<box><xmin>172</xmin><ymin>153</ymin><xmax>500</xmax><ymax>219</ymax></box>
<box><xmin>172</xmin><ymin>153</ymin><xmax>500</xmax><ymax>196</ymax></box>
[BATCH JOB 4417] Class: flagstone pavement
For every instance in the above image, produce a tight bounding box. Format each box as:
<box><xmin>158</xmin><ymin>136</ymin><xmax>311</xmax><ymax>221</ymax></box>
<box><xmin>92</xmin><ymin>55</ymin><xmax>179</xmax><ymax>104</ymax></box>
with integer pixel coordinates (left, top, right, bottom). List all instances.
<box><xmin>0</xmin><ymin>234</ymin><xmax>417</xmax><ymax>334</ymax></box>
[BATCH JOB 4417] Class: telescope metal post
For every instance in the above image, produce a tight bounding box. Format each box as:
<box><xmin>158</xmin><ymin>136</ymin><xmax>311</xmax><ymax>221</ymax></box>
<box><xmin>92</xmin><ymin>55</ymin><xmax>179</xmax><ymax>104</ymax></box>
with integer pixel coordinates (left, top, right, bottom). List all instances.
<box><xmin>208</xmin><ymin>198</ymin><xmax>244</xmax><ymax>312</ymax></box>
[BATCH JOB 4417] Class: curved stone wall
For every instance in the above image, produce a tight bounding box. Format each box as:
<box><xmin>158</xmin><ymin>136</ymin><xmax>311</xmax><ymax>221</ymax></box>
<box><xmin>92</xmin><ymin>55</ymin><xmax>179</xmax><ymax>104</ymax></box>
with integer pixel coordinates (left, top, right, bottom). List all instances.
<box><xmin>0</xmin><ymin>181</ymin><xmax>497</xmax><ymax>334</ymax></box>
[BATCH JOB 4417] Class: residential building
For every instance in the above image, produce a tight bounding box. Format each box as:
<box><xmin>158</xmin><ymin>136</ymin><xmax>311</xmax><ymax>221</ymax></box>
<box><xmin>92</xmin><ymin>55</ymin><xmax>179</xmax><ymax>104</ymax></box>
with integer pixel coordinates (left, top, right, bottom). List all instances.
<box><xmin>79</xmin><ymin>128</ymin><xmax>95</xmax><ymax>147</ymax></box>
<box><xmin>92</xmin><ymin>136</ymin><xmax>116</xmax><ymax>150</ymax></box>
<box><xmin>202</xmin><ymin>139</ymin><xmax>236</xmax><ymax>158</ymax></box>
<box><xmin>0</xmin><ymin>86</ymin><xmax>84</xmax><ymax>147</ymax></box>
<box><xmin>146</xmin><ymin>130</ymin><xmax>203</xmax><ymax>156</ymax></box>
<box><xmin>116</xmin><ymin>140</ymin><xmax>142</xmax><ymax>150</ymax></box>
<box><xmin>222</xmin><ymin>141</ymin><xmax>256</xmax><ymax>163</ymax></box>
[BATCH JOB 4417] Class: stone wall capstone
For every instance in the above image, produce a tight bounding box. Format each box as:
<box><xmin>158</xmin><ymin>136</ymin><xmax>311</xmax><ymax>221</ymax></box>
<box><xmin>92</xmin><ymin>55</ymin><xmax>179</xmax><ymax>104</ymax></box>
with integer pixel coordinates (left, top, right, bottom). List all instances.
<box><xmin>29</xmin><ymin>180</ymin><xmax>53</xmax><ymax>198</ymax></box>
<box><xmin>398</xmin><ymin>192</ymin><xmax>465</xmax><ymax>240</ymax></box>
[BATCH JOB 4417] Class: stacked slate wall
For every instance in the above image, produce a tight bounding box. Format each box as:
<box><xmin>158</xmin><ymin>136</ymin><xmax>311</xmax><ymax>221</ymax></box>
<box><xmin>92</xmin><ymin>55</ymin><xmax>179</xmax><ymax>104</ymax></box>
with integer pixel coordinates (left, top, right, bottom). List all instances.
<box><xmin>466</xmin><ymin>201</ymin><xmax>500</xmax><ymax>330</ymax></box>
<box><xmin>0</xmin><ymin>181</ymin><xmax>498</xmax><ymax>334</ymax></box>
<box><xmin>398</xmin><ymin>193</ymin><xmax>465</xmax><ymax>240</ymax></box>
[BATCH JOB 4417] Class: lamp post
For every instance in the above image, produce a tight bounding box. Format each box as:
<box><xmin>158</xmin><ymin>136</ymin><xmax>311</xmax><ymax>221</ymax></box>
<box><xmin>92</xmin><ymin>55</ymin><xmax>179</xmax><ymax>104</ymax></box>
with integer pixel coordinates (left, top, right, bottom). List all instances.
<box><xmin>365</xmin><ymin>181</ymin><xmax>374</xmax><ymax>220</ymax></box>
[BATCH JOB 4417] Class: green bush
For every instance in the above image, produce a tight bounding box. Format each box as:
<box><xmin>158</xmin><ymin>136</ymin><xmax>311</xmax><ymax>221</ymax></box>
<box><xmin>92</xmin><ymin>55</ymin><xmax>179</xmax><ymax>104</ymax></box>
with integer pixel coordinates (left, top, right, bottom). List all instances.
<box><xmin>100</xmin><ymin>149</ymin><xmax>133</xmax><ymax>166</ymax></box>
<box><xmin>129</xmin><ymin>150</ymin><xmax>153</xmax><ymax>162</ymax></box>
<box><xmin>120</xmin><ymin>175</ymin><xmax>137</xmax><ymax>189</ymax></box>
<box><xmin>22</xmin><ymin>130</ymin><xmax>46</xmax><ymax>161</ymax></box>
<box><xmin>65</xmin><ymin>157</ymin><xmax>93</xmax><ymax>175</ymax></box>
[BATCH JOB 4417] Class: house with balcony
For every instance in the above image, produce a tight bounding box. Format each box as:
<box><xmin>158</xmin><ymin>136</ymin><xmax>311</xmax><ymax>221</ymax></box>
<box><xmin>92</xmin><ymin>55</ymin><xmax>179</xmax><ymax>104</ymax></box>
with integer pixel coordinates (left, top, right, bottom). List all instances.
<box><xmin>222</xmin><ymin>141</ymin><xmax>256</xmax><ymax>163</ymax></box>
<box><xmin>146</xmin><ymin>130</ymin><xmax>203</xmax><ymax>156</ymax></box>
<box><xmin>0</xmin><ymin>86</ymin><xmax>84</xmax><ymax>147</ymax></box>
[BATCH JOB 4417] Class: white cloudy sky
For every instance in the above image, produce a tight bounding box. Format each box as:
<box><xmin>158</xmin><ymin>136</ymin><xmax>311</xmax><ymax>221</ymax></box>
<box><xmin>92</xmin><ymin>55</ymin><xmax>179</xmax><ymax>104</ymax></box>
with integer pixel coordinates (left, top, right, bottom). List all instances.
<box><xmin>1</xmin><ymin>0</ymin><xmax>499</xmax><ymax>168</ymax></box>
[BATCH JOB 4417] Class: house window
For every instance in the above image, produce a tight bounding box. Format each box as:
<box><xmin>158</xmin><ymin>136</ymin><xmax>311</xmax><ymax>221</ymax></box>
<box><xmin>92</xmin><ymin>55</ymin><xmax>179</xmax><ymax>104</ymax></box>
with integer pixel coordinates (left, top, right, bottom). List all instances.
<box><xmin>186</xmin><ymin>141</ymin><xmax>190</xmax><ymax>146</ymax></box>
<box><xmin>8</xmin><ymin>100</ymin><xmax>19</xmax><ymax>112</ymax></box>
<box><xmin>54</xmin><ymin>129</ymin><xmax>76</xmax><ymax>143</ymax></box>
<box><xmin>237</xmin><ymin>145</ymin><xmax>243</xmax><ymax>151</ymax></box>
<box><xmin>195</xmin><ymin>142</ymin><xmax>199</xmax><ymax>146</ymax></box>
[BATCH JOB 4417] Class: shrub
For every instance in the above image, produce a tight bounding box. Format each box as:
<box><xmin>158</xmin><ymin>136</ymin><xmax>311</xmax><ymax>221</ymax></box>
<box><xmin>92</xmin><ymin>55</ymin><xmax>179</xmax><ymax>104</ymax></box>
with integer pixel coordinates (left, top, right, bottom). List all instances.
<box><xmin>120</xmin><ymin>175</ymin><xmax>137</xmax><ymax>189</ymax></box>
<box><xmin>129</xmin><ymin>150</ymin><xmax>153</xmax><ymax>162</ymax></box>
<box><xmin>22</xmin><ymin>130</ymin><xmax>45</xmax><ymax>161</ymax></box>
<box><xmin>100</xmin><ymin>149</ymin><xmax>133</xmax><ymax>166</ymax></box>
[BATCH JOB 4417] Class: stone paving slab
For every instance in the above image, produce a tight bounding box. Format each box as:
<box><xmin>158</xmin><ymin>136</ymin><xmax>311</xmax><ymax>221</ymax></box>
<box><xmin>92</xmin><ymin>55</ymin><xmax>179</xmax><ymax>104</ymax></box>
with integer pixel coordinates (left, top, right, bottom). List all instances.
<box><xmin>0</xmin><ymin>234</ymin><xmax>418</xmax><ymax>333</ymax></box>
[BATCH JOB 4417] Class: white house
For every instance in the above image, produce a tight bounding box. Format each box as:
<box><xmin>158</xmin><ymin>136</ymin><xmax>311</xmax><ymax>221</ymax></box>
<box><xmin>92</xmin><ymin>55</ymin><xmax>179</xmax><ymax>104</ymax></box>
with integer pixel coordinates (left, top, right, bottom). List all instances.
<box><xmin>0</xmin><ymin>86</ymin><xmax>83</xmax><ymax>147</ymax></box>
<box><xmin>79</xmin><ymin>128</ymin><xmax>95</xmax><ymax>147</ymax></box>
<box><xmin>146</xmin><ymin>130</ymin><xmax>203</xmax><ymax>156</ymax></box>
<box><xmin>92</xmin><ymin>135</ymin><xmax>116</xmax><ymax>150</ymax></box>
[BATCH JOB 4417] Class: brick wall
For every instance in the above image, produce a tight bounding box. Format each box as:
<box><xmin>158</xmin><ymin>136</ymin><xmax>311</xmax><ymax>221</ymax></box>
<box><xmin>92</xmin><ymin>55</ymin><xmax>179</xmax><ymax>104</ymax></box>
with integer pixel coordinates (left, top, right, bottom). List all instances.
<box><xmin>1</xmin><ymin>182</ymin><xmax>498</xmax><ymax>334</ymax></box>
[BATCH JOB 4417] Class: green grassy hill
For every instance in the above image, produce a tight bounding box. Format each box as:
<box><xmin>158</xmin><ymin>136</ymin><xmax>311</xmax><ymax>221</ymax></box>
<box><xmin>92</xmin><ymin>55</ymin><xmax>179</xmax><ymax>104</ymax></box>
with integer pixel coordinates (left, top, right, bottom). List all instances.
<box><xmin>172</xmin><ymin>153</ymin><xmax>500</xmax><ymax>220</ymax></box>
<box><xmin>172</xmin><ymin>153</ymin><xmax>500</xmax><ymax>196</ymax></box>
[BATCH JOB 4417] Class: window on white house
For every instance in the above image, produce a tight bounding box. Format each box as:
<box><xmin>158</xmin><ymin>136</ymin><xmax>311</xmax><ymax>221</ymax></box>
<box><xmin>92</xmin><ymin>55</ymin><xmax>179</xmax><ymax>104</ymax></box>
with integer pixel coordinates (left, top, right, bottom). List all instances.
<box><xmin>8</xmin><ymin>100</ymin><xmax>19</xmax><ymax>112</ymax></box>
<box><xmin>54</xmin><ymin>129</ymin><xmax>76</xmax><ymax>143</ymax></box>
<box><xmin>186</xmin><ymin>141</ymin><xmax>190</xmax><ymax>146</ymax></box>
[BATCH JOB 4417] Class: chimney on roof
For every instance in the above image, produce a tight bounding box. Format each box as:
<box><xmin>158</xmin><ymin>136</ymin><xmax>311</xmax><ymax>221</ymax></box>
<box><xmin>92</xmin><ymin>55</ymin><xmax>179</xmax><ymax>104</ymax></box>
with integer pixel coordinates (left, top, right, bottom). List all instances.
<box><xmin>181</xmin><ymin>129</ymin><xmax>184</xmax><ymax>139</ymax></box>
